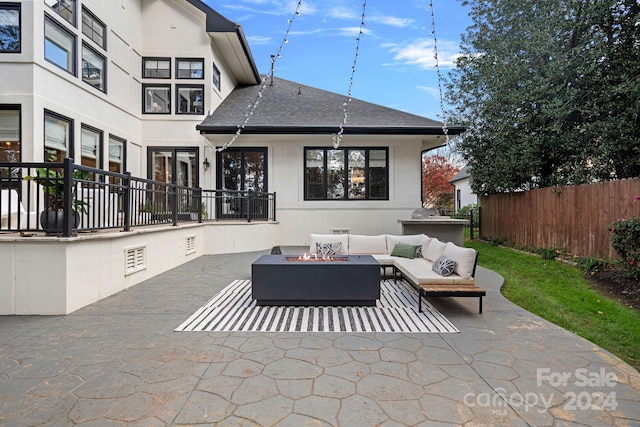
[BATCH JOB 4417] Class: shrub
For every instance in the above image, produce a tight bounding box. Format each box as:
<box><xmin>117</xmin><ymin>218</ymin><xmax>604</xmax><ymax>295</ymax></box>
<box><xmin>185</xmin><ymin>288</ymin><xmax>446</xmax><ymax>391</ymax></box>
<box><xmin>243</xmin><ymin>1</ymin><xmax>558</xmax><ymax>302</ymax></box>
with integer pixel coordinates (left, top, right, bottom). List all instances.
<box><xmin>577</xmin><ymin>257</ymin><xmax>608</xmax><ymax>275</ymax></box>
<box><xmin>536</xmin><ymin>248</ymin><xmax>557</xmax><ymax>260</ymax></box>
<box><xmin>609</xmin><ymin>218</ymin><xmax>640</xmax><ymax>279</ymax></box>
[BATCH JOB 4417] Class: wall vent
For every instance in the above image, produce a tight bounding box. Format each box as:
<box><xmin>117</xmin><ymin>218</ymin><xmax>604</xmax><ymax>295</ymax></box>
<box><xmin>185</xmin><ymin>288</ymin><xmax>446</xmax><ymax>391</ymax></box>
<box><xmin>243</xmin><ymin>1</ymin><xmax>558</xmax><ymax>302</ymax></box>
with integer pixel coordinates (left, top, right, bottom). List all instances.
<box><xmin>125</xmin><ymin>245</ymin><xmax>146</xmax><ymax>275</ymax></box>
<box><xmin>186</xmin><ymin>235</ymin><xmax>196</xmax><ymax>255</ymax></box>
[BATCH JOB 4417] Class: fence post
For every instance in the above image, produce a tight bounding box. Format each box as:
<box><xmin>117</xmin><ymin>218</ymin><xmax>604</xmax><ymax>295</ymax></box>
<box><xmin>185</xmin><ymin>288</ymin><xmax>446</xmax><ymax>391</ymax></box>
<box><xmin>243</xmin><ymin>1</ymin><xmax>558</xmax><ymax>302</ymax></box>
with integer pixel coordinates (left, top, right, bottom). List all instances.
<box><xmin>62</xmin><ymin>158</ymin><xmax>74</xmax><ymax>237</ymax></box>
<box><xmin>247</xmin><ymin>190</ymin><xmax>253</xmax><ymax>222</ymax></box>
<box><xmin>123</xmin><ymin>172</ymin><xmax>131</xmax><ymax>232</ymax></box>
<box><xmin>171</xmin><ymin>183</ymin><xmax>178</xmax><ymax>226</ymax></box>
<box><xmin>469</xmin><ymin>208</ymin><xmax>475</xmax><ymax>240</ymax></box>
<box><xmin>196</xmin><ymin>187</ymin><xmax>203</xmax><ymax>223</ymax></box>
<box><xmin>272</xmin><ymin>192</ymin><xmax>276</xmax><ymax>221</ymax></box>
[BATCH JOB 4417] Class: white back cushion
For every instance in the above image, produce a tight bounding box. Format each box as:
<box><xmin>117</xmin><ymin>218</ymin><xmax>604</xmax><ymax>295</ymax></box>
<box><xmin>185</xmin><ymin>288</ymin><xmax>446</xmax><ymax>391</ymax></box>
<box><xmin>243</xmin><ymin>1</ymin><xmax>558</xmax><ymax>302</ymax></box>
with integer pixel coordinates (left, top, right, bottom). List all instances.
<box><xmin>424</xmin><ymin>239</ymin><xmax>447</xmax><ymax>262</ymax></box>
<box><xmin>349</xmin><ymin>234</ymin><xmax>388</xmax><ymax>254</ymax></box>
<box><xmin>443</xmin><ymin>242</ymin><xmax>477</xmax><ymax>279</ymax></box>
<box><xmin>386</xmin><ymin>234</ymin><xmax>425</xmax><ymax>254</ymax></box>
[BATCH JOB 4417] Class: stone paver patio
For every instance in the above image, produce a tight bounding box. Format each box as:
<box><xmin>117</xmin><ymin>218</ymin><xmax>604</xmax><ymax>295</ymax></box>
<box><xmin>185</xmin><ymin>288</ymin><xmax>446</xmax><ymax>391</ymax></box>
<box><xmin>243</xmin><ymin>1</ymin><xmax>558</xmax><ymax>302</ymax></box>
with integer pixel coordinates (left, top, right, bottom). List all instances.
<box><xmin>1</xmin><ymin>248</ymin><xmax>639</xmax><ymax>426</ymax></box>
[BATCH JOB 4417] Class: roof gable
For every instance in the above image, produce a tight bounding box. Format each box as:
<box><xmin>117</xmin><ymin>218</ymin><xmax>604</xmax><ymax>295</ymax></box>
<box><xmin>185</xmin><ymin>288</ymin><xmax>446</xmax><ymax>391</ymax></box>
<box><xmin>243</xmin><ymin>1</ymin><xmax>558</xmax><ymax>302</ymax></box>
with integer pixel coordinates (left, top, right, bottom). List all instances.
<box><xmin>197</xmin><ymin>76</ymin><xmax>465</xmax><ymax>135</ymax></box>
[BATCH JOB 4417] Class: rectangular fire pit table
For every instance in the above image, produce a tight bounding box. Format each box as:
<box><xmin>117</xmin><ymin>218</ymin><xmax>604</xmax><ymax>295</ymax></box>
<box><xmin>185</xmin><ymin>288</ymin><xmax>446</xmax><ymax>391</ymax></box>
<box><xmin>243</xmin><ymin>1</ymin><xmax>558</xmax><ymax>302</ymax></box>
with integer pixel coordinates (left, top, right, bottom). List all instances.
<box><xmin>251</xmin><ymin>254</ymin><xmax>380</xmax><ymax>306</ymax></box>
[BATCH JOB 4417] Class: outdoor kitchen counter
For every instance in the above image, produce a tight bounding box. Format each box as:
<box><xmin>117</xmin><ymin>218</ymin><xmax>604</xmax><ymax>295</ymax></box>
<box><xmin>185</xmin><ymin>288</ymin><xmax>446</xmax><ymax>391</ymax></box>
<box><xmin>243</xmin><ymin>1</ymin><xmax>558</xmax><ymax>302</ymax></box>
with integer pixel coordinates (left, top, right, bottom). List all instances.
<box><xmin>398</xmin><ymin>218</ymin><xmax>469</xmax><ymax>246</ymax></box>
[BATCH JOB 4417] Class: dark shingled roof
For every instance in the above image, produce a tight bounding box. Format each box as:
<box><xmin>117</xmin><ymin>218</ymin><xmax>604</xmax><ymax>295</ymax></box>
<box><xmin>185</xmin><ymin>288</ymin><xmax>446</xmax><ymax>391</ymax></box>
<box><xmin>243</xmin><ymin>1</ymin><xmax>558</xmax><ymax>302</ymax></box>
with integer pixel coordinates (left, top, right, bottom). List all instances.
<box><xmin>197</xmin><ymin>76</ymin><xmax>466</xmax><ymax>136</ymax></box>
<box><xmin>450</xmin><ymin>165</ymin><xmax>471</xmax><ymax>183</ymax></box>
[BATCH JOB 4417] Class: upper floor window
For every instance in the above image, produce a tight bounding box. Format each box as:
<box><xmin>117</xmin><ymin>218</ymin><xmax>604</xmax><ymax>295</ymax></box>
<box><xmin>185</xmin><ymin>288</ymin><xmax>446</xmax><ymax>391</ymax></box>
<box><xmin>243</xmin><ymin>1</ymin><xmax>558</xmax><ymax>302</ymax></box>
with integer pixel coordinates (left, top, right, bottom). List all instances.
<box><xmin>304</xmin><ymin>147</ymin><xmax>388</xmax><ymax>200</ymax></box>
<box><xmin>82</xmin><ymin>44</ymin><xmax>105</xmax><ymax>92</ymax></box>
<box><xmin>44</xmin><ymin>110</ymin><xmax>73</xmax><ymax>162</ymax></box>
<box><xmin>176</xmin><ymin>85</ymin><xmax>204</xmax><ymax>114</ymax></box>
<box><xmin>212</xmin><ymin>61</ymin><xmax>221</xmax><ymax>90</ymax></box>
<box><xmin>143</xmin><ymin>57</ymin><xmax>170</xmax><ymax>79</ymax></box>
<box><xmin>0</xmin><ymin>3</ymin><xmax>20</xmax><ymax>53</ymax></box>
<box><xmin>81</xmin><ymin>7</ymin><xmax>105</xmax><ymax>49</ymax></box>
<box><xmin>45</xmin><ymin>0</ymin><xmax>75</xmax><ymax>26</ymax></box>
<box><xmin>0</xmin><ymin>106</ymin><xmax>20</xmax><ymax>163</ymax></box>
<box><xmin>143</xmin><ymin>84</ymin><xmax>170</xmax><ymax>114</ymax></box>
<box><xmin>176</xmin><ymin>58</ymin><xmax>203</xmax><ymax>79</ymax></box>
<box><xmin>45</xmin><ymin>15</ymin><xmax>76</xmax><ymax>75</ymax></box>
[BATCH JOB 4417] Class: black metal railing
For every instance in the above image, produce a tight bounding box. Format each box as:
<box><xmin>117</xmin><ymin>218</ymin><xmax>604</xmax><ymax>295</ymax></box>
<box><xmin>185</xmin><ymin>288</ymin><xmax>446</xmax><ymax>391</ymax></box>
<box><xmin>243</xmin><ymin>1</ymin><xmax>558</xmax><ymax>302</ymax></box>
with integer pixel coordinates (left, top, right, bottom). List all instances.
<box><xmin>439</xmin><ymin>208</ymin><xmax>480</xmax><ymax>240</ymax></box>
<box><xmin>0</xmin><ymin>159</ymin><xmax>276</xmax><ymax>237</ymax></box>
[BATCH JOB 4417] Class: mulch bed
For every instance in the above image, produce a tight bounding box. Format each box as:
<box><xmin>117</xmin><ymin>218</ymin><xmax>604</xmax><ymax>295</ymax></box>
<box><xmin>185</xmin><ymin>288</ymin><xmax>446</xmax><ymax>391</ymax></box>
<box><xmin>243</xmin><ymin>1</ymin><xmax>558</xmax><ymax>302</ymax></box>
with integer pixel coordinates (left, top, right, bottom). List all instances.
<box><xmin>583</xmin><ymin>269</ymin><xmax>640</xmax><ymax>314</ymax></box>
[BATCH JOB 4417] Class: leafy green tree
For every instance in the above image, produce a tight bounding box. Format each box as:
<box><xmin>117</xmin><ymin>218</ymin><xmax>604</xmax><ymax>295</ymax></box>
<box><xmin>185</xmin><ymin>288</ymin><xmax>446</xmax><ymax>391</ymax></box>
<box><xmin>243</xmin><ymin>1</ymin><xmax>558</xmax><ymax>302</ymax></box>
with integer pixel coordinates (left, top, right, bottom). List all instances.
<box><xmin>446</xmin><ymin>0</ymin><xmax>640</xmax><ymax>194</ymax></box>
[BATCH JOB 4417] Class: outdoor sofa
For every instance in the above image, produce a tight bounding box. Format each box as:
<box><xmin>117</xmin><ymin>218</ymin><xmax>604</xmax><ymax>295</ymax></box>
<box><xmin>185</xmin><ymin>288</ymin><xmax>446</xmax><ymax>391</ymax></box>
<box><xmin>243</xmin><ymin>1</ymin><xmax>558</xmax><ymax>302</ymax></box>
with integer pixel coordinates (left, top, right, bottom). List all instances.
<box><xmin>309</xmin><ymin>233</ymin><xmax>486</xmax><ymax>313</ymax></box>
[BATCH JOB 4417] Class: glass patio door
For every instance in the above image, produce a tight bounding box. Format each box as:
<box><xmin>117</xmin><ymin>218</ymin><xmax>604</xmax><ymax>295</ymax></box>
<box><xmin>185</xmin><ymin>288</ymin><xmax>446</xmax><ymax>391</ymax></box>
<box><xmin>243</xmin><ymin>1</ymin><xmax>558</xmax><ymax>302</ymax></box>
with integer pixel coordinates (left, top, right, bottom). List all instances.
<box><xmin>148</xmin><ymin>148</ymin><xmax>198</xmax><ymax>215</ymax></box>
<box><xmin>216</xmin><ymin>148</ymin><xmax>267</xmax><ymax>219</ymax></box>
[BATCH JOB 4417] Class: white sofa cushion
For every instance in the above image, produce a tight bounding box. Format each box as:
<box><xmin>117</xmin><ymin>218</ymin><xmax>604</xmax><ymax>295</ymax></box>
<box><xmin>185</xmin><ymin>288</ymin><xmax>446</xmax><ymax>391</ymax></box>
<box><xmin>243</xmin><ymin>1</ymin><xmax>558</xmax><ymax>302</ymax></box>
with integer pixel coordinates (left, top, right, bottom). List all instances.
<box><xmin>349</xmin><ymin>234</ymin><xmax>388</xmax><ymax>254</ymax></box>
<box><xmin>386</xmin><ymin>234</ymin><xmax>425</xmax><ymax>253</ymax></box>
<box><xmin>309</xmin><ymin>234</ymin><xmax>349</xmax><ymax>254</ymax></box>
<box><xmin>394</xmin><ymin>258</ymin><xmax>475</xmax><ymax>285</ymax></box>
<box><xmin>424</xmin><ymin>239</ymin><xmax>447</xmax><ymax>262</ymax></box>
<box><xmin>443</xmin><ymin>242</ymin><xmax>477</xmax><ymax>279</ymax></box>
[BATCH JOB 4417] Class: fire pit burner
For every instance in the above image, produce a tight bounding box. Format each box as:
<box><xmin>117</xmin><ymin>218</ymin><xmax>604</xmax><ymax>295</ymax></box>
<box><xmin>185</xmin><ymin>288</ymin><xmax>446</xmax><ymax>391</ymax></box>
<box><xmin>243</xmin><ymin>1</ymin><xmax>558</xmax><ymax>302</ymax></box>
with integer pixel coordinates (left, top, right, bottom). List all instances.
<box><xmin>285</xmin><ymin>255</ymin><xmax>350</xmax><ymax>262</ymax></box>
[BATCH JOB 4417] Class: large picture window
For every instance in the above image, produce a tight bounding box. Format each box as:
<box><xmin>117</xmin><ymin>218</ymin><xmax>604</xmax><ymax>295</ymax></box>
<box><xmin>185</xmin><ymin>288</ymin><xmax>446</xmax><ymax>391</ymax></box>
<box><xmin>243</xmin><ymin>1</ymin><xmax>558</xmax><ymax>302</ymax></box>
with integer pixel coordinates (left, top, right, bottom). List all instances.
<box><xmin>304</xmin><ymin>147</ymin><xmax>388</xmax><ymax>200</ymax></box>
<box><xmin>45</xmin><ymin>15</ymin><xmax>76</xmax><ymax>74</ymax></box>
<box><xmin>176</xmin><ymin>85</ymin><xmax>204</xmax><ymax>114</ymax></box>
<box><xmin>143</xmin><ymin>84</ymin><xmax>170</xmax><ymax>114</ymax></box>
<box><xmin>44</xmin><ymin>111</ymin><xmax>73</xmax><ymax>162</ymax></box>
<box><xmin>0</xmin><ymin>3</ymin><xmax>20</xmax><ymax>53</ymax></box>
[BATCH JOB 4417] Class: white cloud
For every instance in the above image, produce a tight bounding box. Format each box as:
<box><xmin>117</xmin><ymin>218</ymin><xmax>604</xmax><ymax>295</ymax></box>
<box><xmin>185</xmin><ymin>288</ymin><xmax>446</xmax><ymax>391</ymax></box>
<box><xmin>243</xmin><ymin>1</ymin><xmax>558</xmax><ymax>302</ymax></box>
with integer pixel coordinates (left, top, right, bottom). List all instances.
<box><xmin>417</xmin><ymin>85</ymin><xmax>440</xmax><ymax>99</ymax></box>
<box><xmin>385</xmin><ymin>38</ymin><xmax>461</xmax><ymax>69</ymax></box>
<box><xmin>338</xmin><ymin>27</ymin><xmax>372</xmax><ymax>38</ymax></box>
<box><xmin>328</xmin><ymin>5</ymin><xmax>357</xmax><ymax>20</ymax></box>
<box><xmin>368</xmin><ymin>15</ymin><xmax>415</xmax><ymax>28</ymax></box>
<box><xmin>246</xmin><ymin>35</ymin><xmax>273</xmax><ymax>45</ymax></box>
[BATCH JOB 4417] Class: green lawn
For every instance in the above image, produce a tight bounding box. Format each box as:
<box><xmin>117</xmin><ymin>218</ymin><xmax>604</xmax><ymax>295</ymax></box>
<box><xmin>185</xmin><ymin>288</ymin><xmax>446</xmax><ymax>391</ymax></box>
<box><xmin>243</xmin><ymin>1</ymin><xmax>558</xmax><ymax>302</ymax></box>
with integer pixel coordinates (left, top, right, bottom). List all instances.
<box><xmin>465</xmin><ymin>240</ymin><xmax>640</xmax><ymax>371</ymax></box>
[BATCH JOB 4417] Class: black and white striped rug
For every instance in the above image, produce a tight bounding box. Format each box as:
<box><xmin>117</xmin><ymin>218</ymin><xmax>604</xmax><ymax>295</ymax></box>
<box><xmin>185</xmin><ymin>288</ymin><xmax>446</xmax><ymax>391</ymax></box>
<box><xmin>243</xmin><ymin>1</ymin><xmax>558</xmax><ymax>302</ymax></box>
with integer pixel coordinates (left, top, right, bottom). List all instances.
<box><xmin>175</xmin><ymin>280</ymin><xmax>458</xmax><ymax>333</ymax></box>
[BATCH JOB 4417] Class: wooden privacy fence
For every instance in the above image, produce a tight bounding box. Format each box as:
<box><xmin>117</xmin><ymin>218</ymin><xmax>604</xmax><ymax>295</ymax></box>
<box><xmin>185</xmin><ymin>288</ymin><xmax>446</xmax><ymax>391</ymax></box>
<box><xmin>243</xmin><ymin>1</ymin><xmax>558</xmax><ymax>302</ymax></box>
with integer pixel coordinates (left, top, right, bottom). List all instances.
<box><xmin>480</xmin><ymin>178</ymin><xmax>640</xmax><ymax>259</ymax></box>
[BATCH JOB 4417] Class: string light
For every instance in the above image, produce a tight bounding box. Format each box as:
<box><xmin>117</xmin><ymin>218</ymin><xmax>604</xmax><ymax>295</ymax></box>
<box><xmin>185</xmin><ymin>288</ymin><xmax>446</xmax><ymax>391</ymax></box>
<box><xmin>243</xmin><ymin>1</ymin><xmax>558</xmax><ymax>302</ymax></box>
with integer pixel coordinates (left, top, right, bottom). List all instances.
<box><xmin>215</xmin><ymin>1</ymin><xmax>303</xmax><ymax>152</ymax></box>
<box><xmin>332</xmin><ymin>1</ymin><xmax>367</xmax><ymax>149</ymax></box>
<box><xmin>428</xmin><ymin>1</ymin><xmax>449</xmax><ymax>143</ymax></box>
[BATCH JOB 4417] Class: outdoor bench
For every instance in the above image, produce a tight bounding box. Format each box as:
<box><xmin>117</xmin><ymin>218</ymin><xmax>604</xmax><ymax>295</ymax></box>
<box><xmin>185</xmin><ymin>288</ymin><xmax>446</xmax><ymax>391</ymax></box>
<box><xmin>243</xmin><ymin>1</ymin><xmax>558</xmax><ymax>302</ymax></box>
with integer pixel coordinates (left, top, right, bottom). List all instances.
<box><xmin>309</xmin><ymin>233</ymin><xmax>486</xmax><ymax>313</ymax></box>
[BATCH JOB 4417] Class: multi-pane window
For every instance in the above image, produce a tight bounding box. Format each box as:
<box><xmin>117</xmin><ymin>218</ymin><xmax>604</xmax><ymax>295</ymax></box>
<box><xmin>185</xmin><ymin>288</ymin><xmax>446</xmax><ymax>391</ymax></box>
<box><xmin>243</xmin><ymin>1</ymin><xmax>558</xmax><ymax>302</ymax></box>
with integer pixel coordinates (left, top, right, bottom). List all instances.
<box><xmin>143</xmin><ymin>57</ymin><xmax>170</xmax><ymax>78</ymax></box>
<box><xmin>176</xmin><ymin>85</ymin><xmax>204</xmax><ymax>114</ymax></box>
<box><xmin>143</xmin><ymin>84</ymin><xmax>170</xmax><ymax>114</ymax></box>
<box><xmin>304</xmin><ymin>147</ymin><xmax>388</xmax><ymax>200</ymax></box>
<box><xmin>212</xmin><ymin>62</ymin><xmax>221</xmax><ymax>90</ymax></box>
<box><xmin>45</xmin><ymin>0</ymin><xmax>75</xmax><ymax>26</ymax></box>
<box><xmin>44</xmin><ymin>111</ymin><xmax>73</xmax><ymax>162</ymax></box>
<box><xmin>44</xmin><ymin>15</ymin><xmax>76</xmax><ymax>74</ymax></box>
<box><xmin>0</xmin><ymin>3</ymin><xmax>20</xmax><ymax>53</ymax></box>
<box><xmin>81</xmin><ymin>7</ymin><xmax>105</xmax><ymax>48</ymax></box>
<box><xmin>81</xmin><ymin>125</ymin><xmax>102</xmax><ymax>169</ymax></box>
<box><xmin>82</xmin><ymin>44</ymin><xmax>105</xmax><ymax>91</ymax></box>
<box><xmin>0</xmin><ymin>106</ymin><xmax>20</xmax><ymax>163</ymax></box>
<box><xmin>176</xmin><ymin>58</ymin><xmax>203</xmax><ymax>79</ymax></box>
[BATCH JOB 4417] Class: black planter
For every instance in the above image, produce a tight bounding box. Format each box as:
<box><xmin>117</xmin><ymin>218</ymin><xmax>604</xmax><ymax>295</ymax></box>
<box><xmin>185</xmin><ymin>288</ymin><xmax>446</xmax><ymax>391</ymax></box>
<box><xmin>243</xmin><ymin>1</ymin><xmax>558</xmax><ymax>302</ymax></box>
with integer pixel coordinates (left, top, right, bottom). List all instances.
<box><xmin>40</xmin><ymin>210</ymin><xmax>80</xmax><ymax>234</ymax></box>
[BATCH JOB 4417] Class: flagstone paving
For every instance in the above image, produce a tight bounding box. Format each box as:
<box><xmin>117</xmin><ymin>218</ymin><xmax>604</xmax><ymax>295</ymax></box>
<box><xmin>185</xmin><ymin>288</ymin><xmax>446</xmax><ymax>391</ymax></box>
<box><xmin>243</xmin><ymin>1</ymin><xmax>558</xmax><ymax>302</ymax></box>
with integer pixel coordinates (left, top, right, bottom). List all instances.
<box><xmin>1</xmin><ymin>248</ymin><xmax>639</xmax><ymax>426</ymax></box>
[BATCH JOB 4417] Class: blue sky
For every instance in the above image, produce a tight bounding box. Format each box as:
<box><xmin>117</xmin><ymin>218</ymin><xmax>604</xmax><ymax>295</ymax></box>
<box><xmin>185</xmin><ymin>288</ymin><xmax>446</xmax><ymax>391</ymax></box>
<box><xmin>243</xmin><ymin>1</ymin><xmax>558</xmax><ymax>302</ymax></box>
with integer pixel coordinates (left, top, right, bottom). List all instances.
<box><xmin>205</xmin><ymin>0</ymin><xmax>472</xmax><ymax>122</ymax></box>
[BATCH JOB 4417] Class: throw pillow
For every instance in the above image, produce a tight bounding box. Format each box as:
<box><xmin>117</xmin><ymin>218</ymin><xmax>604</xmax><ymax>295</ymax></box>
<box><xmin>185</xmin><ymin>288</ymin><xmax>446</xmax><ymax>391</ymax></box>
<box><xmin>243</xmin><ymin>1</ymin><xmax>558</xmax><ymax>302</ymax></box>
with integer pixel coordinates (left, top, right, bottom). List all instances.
<box><xmin>316</xmin><ymin>242</ymin><xmax>342</xmax><ymax>257</ymax></box>
<box><xmin>433</xmin><ymin>256</ymin><xmax>456</xmax><ymax>276</ymax></box>
<box><xmin>390</xmin><ymin>243</ymin><xmax>419</xmax><ymax>259</ymax></box>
